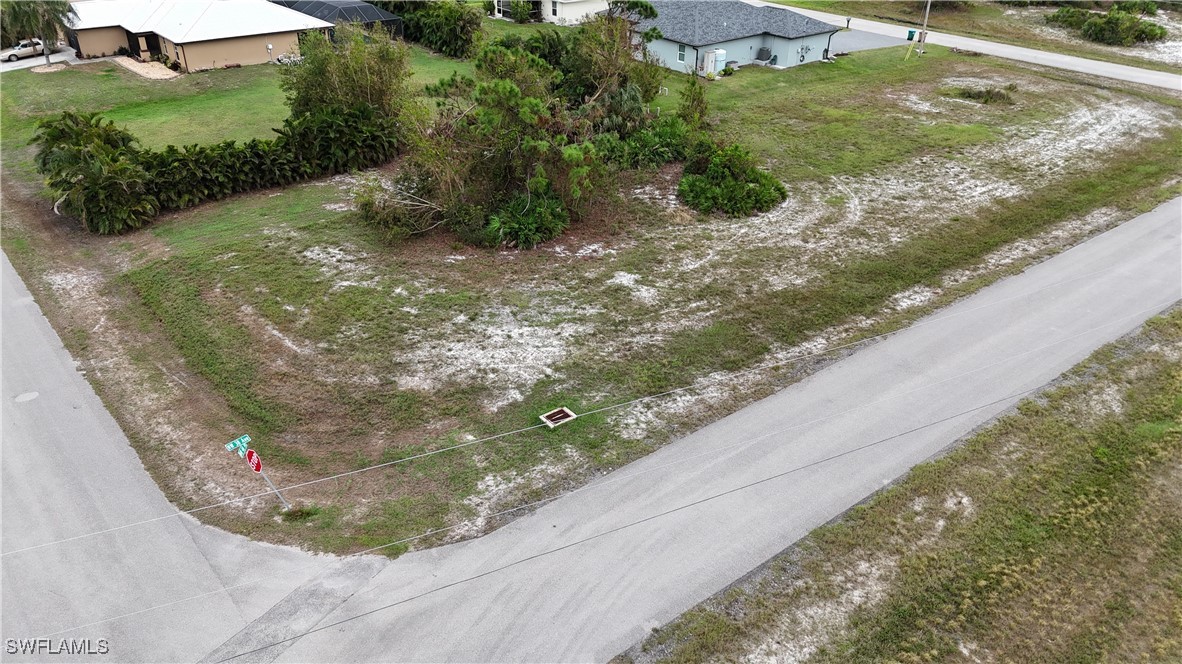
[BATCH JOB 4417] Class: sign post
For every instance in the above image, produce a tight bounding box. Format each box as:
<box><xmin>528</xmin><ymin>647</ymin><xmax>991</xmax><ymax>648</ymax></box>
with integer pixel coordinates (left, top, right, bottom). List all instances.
<box><xmin>226</xmin><ymin>435</ymin><xmax>291</xmax><ymax>510</ymax></box>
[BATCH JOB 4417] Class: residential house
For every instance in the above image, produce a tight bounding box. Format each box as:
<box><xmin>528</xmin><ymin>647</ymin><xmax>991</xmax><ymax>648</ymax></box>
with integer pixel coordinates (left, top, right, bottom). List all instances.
<box><xmin>68</xmin><ymin>0</ymin><xmax>332</xmax><ymax>71</ymax></box>
<box><xmin>639</xmin><ymin>0</ymin><xmax>839</xmax><ymax>75</ymax></box>
<box><xmin>491</xmin><ymin>0</ymin><xmax>607</xmax><ymax>26</ymax></box>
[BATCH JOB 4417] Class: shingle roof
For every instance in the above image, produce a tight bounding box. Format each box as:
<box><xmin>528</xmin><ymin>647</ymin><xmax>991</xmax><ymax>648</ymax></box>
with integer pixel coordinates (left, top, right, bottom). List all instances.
<box><xmin>270</xmin><ymin>0</ymin><xmax>399</xmax><ymax>25</ymax></box>
<box><xmin>69</xmin><ymin>0</ymin><xmax>333</xmax><ymax>44</ymax></box>
<box><xmin>639</xmin><ymin>0</ymin><xmax>837</xmax><ymax>47</ymax></box>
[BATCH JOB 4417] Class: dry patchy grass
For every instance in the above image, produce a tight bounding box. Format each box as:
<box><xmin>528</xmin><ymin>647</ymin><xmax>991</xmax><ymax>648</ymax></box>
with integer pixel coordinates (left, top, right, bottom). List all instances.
<box><xmin>622</xmin><ymin>308</ymin><xmax>1182</xmax><ymax>664</ymax></box>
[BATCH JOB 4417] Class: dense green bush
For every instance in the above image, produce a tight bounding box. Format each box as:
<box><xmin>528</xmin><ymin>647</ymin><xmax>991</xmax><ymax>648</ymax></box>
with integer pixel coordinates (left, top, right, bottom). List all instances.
<box><xmin>1113</xmin><ymin>0</ymin><xmax>1157</xmax><ymax>15</ymax></box>
<box><xmin>33</xmin><ymin>106</ymin><xmax>399</xmax><ymax>234</ymax></box>
<box><xmin>1046</xmin><ymin>5</ymin><xmax>1167</xmax><ymax>44</ymax></box>
<box><xmin>677</xmin><ymin>142</ymin><xmax>786</xmax><ymax>216</ymax></box>
<box><xmin>594</xmin><ymin>116</ymin><xmax>690</xmax><ymax>168</ymax></box>
<box><xmin>279</xmin><ymin>24</ymin><xmax>414</xmax><ymax>131</ymax></box>
<box><xmin>1081</xmin><ymin>10</ymin><xmax>1167</xmax><ymax>44</ymax></box>
<box><xmin>485</xmin><ymin>193</ymin><xmax>569</xmax><ymax>248</ymax></box>
<box><xmin>61</xmin><ymin>144</ymin><xmax>159</xmax><ymax>235</ymax></box>
<box><xmin>509</xmin><ymin>0</ymin><xmax>532</xmax><ymax>23</ymax></box>
<box><xmin>395</xmin><ymin>0</ymin><xmax>484</xmax><ymax>58</ymax></box>
<box><xmin>1045</xmin><ymin>6</ymin><xmax>1094</xmax><ymax>29</ymax></box>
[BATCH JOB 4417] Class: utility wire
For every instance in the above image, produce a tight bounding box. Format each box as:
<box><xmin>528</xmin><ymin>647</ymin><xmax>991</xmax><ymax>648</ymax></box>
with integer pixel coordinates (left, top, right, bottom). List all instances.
<box><xmin>1</xmin><ymin>262</ymin><xmax>1130</xmax><ymax>557</ymax></box>
<box><xmin>215</xmin><ymin>385</ymin><xmax>1042</xmax><ymax>662</ymax></box>
<box><xmin>32</xmin><ymin>299</ymin><xmax>1174</xmax><ymax>640</ymax></box>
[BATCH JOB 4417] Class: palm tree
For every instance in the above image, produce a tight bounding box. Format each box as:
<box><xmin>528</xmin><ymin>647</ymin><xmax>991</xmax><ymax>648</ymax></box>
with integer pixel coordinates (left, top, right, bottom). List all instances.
<box><xmin>1</xmin><ymin>0</ymin><xmax>78</xmax><ymax>66</ymax></box>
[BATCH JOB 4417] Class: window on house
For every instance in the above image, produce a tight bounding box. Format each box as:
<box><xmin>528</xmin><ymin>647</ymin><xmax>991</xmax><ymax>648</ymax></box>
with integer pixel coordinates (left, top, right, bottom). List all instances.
<box><xmin>677</xmin><ymin>43</ymin><xmax>686</xmax><ymax>63</ymax></box>
<box><xmin>552</xmin><ymin>1</ymin><xmax>558</xmax><ymax>16</ymax></box>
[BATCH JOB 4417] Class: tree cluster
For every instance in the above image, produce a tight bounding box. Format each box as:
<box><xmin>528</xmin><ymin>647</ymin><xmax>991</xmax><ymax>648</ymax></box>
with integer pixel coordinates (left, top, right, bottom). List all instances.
<box><xmin>360</xmin><ymin>3</ymin><xmax>689</xmax><ymax>249</ymax></box>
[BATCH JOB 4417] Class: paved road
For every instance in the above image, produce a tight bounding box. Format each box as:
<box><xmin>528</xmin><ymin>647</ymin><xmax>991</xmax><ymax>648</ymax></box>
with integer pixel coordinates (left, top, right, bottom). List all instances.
<box><xmin>248</xmin><ymin>198</ymin><xmax>1174</xmax><ymax>662</ymax></box>
<box><xmin>755</xmin><ymin>1</ymin><xmax>1181</xmax><ymax>91</ymax></box>
<box><xmin>0</xmin><ymin>255</ymin><xmax>329</xmax><ymax>661</ymax></box>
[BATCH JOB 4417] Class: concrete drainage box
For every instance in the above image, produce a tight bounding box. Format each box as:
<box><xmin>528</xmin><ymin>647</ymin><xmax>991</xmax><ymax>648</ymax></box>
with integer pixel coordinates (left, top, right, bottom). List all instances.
<box><xmin>540</xmin><ymin>407</ymin><xmax>577</xmax><ymax>428</ymax></box>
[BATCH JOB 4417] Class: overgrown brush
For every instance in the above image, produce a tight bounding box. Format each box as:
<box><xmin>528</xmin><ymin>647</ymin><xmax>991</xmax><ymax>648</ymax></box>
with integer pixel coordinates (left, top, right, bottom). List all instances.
<box><xmin>677</xmin><ymin>141</ymin><xmax>787</xmax><ymax>216</ymax></box>
<box><xmin>942</xmin><ymin>83</ymin><xmax>1017</xmax><ymax>104</ymax></box>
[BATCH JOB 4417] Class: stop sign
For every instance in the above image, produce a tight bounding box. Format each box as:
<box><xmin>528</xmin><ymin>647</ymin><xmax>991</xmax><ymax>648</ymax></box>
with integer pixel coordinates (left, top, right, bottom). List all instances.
<box><xmin>245</xmin><ymin>449</ymin><xmax>262</xmax><ymax>473</ymax></box>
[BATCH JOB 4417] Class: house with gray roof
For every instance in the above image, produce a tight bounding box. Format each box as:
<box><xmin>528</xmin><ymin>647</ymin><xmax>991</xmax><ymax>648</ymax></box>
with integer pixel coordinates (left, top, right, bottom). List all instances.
<box><xmin>639</xmin><ymin>0</ymin><xmax>839</xmax><ymax>74</ymax></box>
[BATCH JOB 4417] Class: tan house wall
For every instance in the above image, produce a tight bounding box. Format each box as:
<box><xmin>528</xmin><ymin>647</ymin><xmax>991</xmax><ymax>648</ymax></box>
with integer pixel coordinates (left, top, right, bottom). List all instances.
<box><xmin>75</xmin><ymin>26</ymin><xmax>128</xmax><ymax>57</ymax></box>
<box><xmin>178</xmin><ymin>31</ymin><xmax>300</xmax><ymax>71</ymax></box>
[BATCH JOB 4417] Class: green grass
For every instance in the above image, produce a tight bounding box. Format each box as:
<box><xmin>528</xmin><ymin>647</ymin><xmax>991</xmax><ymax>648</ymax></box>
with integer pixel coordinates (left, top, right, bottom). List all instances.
<box><xmin>653</xmin><ymin>47</ymin><xmax>1023</xmax><ymax>182</ymax></box>
<box><xmin>627</xmin><ymin>309</ymin><xmax>1182</xmax><ymax>663</ymax></box>
<box><xmin>0</xmin><ymin>63</ymin><xmax>286</xmax><ymax>152</ymax></box>
<box><xmin>0</xmin><ymin>46</ymin><xmax>477</xmax><ymax>164</ymax></box>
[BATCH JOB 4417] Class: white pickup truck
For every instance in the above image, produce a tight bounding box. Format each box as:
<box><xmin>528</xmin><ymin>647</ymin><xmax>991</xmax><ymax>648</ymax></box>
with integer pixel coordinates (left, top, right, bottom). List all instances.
<box><xmin>2</xmin><ymin>39</ymin><xmax>45</xmax><ymax>62</ymax></box>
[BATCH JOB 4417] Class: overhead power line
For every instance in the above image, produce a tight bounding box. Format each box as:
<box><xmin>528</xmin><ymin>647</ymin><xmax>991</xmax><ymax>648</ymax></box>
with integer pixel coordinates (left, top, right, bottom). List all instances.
<box><xmin>215</xmin><ymin>385</ymin><xmax>1046</xmax><ymax>662</ymax></box>
<box><xmin>2</xmin><ymin>263</ymin><xmax>1129</xmax><ymax>558</ymax></box>
<box><xmin>32</xmin><ymin>298</ymin><xmax>1175</xmax><ymax>641</ymax></box>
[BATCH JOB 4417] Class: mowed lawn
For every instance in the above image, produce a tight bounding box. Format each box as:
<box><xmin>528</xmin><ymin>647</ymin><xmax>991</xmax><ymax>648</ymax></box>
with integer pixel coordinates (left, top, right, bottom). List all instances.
<box><xmin>0</xmin><ymin>46</ymin><xmax>475</xmax><ymax>157</ymax></box>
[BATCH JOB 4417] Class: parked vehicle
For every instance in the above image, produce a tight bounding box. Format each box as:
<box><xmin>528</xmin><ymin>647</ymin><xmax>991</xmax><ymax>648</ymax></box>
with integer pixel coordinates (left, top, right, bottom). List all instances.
<box><xmin>2</xmin><ymin>39</ymin><xmax>44</xmax><ymax>62</ymax></box>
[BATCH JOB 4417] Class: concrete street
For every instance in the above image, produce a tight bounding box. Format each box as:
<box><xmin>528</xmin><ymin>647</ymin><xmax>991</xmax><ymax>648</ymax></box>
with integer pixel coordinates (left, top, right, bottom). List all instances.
<box><xmin>754</xmin><ymin>1</ymin><xmax>1182</xmax><ymax>91</ymax></box>
<box><xmin>0</xmin><ymin>255</ymin><xmax>327</xmax><ymax>661</ymax></box>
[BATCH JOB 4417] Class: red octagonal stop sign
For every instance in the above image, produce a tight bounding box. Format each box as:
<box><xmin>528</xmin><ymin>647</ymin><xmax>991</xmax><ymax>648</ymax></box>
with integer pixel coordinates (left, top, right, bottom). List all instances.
<box><xmin>246</xmin><ymin>449</ymin><xmax>262</xmax><ymax>473</ymax></box>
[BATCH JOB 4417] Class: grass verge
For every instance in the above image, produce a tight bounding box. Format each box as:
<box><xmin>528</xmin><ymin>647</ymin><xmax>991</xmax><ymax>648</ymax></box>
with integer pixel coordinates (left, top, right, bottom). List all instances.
<box><xmin>622</xmin><ymin>307</ymin><xmax>1182</xmax><ymax>664</ymax></box>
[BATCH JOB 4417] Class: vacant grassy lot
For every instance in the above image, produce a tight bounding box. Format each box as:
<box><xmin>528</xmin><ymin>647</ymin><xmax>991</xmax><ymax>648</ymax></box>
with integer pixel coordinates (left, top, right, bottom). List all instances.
<box><xmin>2</xmin><ymin>42</ymin><xmax>1180</xmax><ymax>556</ymax></box>
<box><xmin>778</xmin><ymin>0</ymin><xmax>1182</xmax><ymax>73</ymax></box>
<box><xmin>622</xmin><ymin>308</ymin><xmax>1182</xmax><ymax>664</ymax></box>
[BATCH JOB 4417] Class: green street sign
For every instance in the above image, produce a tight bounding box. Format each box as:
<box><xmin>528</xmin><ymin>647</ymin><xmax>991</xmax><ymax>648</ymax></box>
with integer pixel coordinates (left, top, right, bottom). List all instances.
<box><xmin>225</xmin><ymin>434</ymin><xmax>251</xmax><ymax>458</ymax></box>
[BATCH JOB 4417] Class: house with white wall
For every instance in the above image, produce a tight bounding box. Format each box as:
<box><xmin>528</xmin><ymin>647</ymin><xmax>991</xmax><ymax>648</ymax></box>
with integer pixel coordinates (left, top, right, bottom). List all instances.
<box><xmin>492</xmin><ymin>0</ymin><xmax>606</xmax><ymax>25</ymax></box>
<box><xmin>639</xmin><ymin>0</ymin><xmax>839</xmax><ymax>75</ymax></box>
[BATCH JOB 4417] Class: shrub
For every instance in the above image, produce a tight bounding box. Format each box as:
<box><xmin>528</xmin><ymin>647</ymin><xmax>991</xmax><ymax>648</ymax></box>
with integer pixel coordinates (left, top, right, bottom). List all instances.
<box><xmin>1045</xmin><ymin>6</ymin><xmax>1094</xmax><ymax>29</ymax></box>
<box><xmin>1081</xmin><ymin>10</ymin><xmax>1167</xmax><ymax>44</ymax></box>
<box><xmin>509</xmin><ymin>0</ymin><xmax>532</xmax><ymax>23</ymax></box>
<box><xmin>1113</xmin><ymin>0</ymin><xmax>1157</xmax><ymax>15</ymax></box>
<box><xmin>280</xmin><ymin>23</ymin><xmax>414</xmax><ymax>129</ymax></box>
<box><xmin>400</xmin><ymin>0</ymin><xmax>484</xmax><ymax>58</ymax></box>
<box><xmin>355</xmin><ymin>174</ymin><xmax>444</xmax><ymax>243</ymax></box>
<box><xmin>943</xmin><ymin>85</ymin><xmax>1015</xmax><ymax>104</ymax></box>
<box><xmin>33</xmin><ymin>106</ymin><xmax>399</xmax><ymax>234</ymax></box>
<box><xmin>60</xmin><ymin>145</ymin><xmax>159</xmax><ymax>235</ymax></box>
<box><xmin>485</xmin><ymin>193</ymin><xmax>569</xmax><ymax>248</ymax></box>
<box><xmin>677</xmin><ymin>142</ymin><xmax>786</xmax><ymax>216</ymax></box>
<box><xmin>594</xmin><ymin>116</ymin><xmax>690</xmax><ymax>168</ymax></box>
<box><xmin>720</xmin><ymin>66</ymin><xmax>734</xmax><ymax>76</ymax></box>
<box><xmin>482</xmin><ymin>0</ymin><xmax>495</xmax><ymax>15</ymax></box>
<box><xmin>677</xmin><ymin>73</ymin><xmax>709</xmax><ymax>129</ymax></box>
